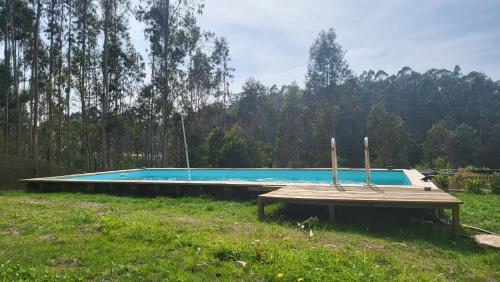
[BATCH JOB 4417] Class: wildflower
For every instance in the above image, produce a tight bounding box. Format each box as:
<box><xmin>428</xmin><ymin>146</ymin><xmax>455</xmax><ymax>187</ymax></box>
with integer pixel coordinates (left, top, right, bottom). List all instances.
<box><xmin>277</xmin><ymin>272</ymin><xmax>284</xmax><ymax>279</ymax></box>
<box><xmin>297</xmin><ymin>278</ymin><xmax>304</xmax><ymax>282</ymax></box>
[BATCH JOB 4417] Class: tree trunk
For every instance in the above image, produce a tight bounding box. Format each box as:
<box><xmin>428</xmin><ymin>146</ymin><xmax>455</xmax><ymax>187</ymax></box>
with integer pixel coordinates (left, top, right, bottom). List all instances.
<box><xmin>80</xmin><ymin>0</ymin><xmax>90</xmax><ymax>168</ymax></box>
<box><xmin>13</xmin><ymin>35</ymin><xmax>20</xmax><ymax>157</ymax></box>
<box><xmin>66</xmin><ymin>1</ymin><xmax>72</xmax><ymax>167</ymax></box>
<box><xmin>56</xmin><ymin>9</ymin><xmax>64</xmax><ymax>164</ymax></box>
<box><xmin>31</xmin><ymin>0</ymin><xmax>42</xmax><ymax>160</ymax></box>
<box><xmin>47</xmin><ymin>0</ymin><xmax>56</xmax><ymax>161</ymax></box>
<box><xmin>4</xmin><ymin>0</ymin><xmax>11</xmax><ymax>155</ymax></box>
<box><xmin>161</xmin><ymin>0</ymin><xmax>170</xmax><ymax>167</ymax></box>
<box><xmin>101</xmin><ymin>0</ymin><xmax>111</xmax><ymax>169</ymax></box>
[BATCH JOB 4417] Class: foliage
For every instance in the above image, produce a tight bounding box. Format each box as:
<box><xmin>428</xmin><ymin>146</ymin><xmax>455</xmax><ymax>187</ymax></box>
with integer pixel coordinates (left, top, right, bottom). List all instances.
<box><xmin>432</xmin><ymin>172</ymin><xmax>450</xmax><ymax>191</ymax></box>
<box><xmin>463</xmin><ymin>177</ymin><xmax>487</xmax><ymax>194</ymax></box>
<box><xmin>366</xmin><ymin>105</ymin><xmax>413</xmax><ymax>167</ymax></box>
<box><xmin>217</xmin><ymin>124</ymin><xmax>271</xmax><ymax>168</ymax></box>
<box><xmin>431</xmin><ymin>157</ymin><xmax>449</xmax><ymax>169</ymax></box>
<box><xmin>202</xmin><ymin>126</ymin><xmax>224</xmax><ymax>167</ymax></box>
<box><xmin>423</xmin><ymin>121</ymin><xmax>454</xmax><ymax>165</ymax></box>
<box><xmin>306</xmin><ymin>27</ymin><xmax>351</xmax><ymax>90</ymax></box>
<box><xmin>488</xmin><ymin>172</ymin><xmax>500</xmax><ymax>194</ymax></box>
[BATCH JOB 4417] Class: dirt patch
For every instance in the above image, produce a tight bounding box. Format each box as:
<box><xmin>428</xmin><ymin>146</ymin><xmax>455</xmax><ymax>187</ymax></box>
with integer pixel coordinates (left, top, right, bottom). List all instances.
<box><xmin>170</xmin><ymin>216</ymin><xmax>202</xmax><ymax>228</ymax></box>
<box><xmin>0</xmin><ymin>227</ymin><xmax>23</xmax><ymax>236</ymax></box>
<box><xmin>49</xmin><ymin>257</ymin><xmax>82</xmax><ymax>268</ymax></box>
<box><xmin>39</xmin><ymin>234</ymin><xmax>67</xmax><ymax>244</ymax></box>
<box><xmin>229</xmin><ymin>223</ymin><xmax>257</xmax><ymax>236</ymax></box>
<box><xmin>11</xmin><ymin>198</ymin><xmax>107</xmax><ymax>211</ymax></box>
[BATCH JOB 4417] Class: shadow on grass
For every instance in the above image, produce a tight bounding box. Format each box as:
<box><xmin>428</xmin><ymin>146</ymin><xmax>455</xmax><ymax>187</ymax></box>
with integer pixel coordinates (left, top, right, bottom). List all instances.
<box><xmin>265</xmin><ymin>203</ymin><xmax>483</xmax><ymax>253</ymax></box>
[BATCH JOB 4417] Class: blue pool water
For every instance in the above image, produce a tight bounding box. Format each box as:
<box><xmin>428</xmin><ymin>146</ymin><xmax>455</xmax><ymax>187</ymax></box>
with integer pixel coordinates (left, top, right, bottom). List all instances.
<box><xmin>63</xmin><ymin>169</ymin><xmax>411</xmax><ymax>185</ymax></box>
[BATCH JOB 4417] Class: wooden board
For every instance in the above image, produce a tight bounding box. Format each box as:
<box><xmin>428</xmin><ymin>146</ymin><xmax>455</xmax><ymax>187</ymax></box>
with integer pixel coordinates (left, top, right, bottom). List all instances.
<box><xmin>259</xmin><ymin>184</ymin><xmax>462</xmax><ymax>205</ymax></box>
<box><xmin>474</xmin><ymin>235</ymin><xmax>500</xmax><ymax>249</ymax></box>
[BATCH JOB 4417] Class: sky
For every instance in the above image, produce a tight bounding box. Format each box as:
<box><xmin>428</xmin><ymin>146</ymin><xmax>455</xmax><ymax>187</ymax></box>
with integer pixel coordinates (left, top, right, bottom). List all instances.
<box><xmin>129</xmin><ymin>0</ymin><xmax>500</xmax><ymax>92</ymax></box>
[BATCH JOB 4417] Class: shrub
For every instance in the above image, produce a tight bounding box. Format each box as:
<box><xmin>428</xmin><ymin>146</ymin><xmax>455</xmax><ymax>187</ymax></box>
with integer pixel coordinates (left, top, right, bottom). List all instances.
<box><xmin>431</xmin><ymin>157</ymin><xmax>449</xmax><ymax>169</ymax></box>
<box><xmin>488</xmin><ymin>172</ymin><xmax>500</xmax><ymax>194</ymax></box>
<box><xmin>448</xmin><ymin>176</ymin><xmax>464</xmax><ymax>191</ymax></box>
<box><xmin>463</xmin><ymin>177</ymin><xmax>487</xmax><ymax>194</ymax></box>
<box><xmin>432</xmin><ymin>173</ymin><xmax>449</xmax><ymax>190</ymax></box>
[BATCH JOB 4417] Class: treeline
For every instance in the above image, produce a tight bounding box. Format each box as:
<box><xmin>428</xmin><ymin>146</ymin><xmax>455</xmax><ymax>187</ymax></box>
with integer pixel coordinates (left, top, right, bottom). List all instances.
<box><xmin>177</xmin><ymin>29</ymin><xmax>500</xmax><ymax>169</ymax></box>
<box><xmin>0</xmin><ymin>0</ymin><xmax>232</xmax><ymax>169</ymax></box>
<box><xmin>1</xmin><ymin>0</ymin><xmax>499</xmax><ymax>170</ymax></box>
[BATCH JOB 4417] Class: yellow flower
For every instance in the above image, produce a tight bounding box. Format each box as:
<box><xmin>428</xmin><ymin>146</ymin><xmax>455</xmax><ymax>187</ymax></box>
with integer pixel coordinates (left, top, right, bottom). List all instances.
<box><xmin>297</xmin><ymin>278</ymin><xmax>304</xmax><ymax>282</ymax></box>
<box><xmin>277</xmin><ymin>272</ymin><xmax>284</xmax><ymax>279</ymax></box>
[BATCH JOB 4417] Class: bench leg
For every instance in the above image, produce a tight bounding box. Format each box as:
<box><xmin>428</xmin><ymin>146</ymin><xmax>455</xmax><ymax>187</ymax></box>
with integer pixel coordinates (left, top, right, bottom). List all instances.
<box><xmin>329</xmin><ymin>203</ymin><xmax>336</xmax><ymax>223</ymax></box>
<box><xmin>438</xmin><ymin>208</ymin><xmax>445</xmax><ymax>219</ymax></box>
<box><xmin>257</xmin><ymin>198</ymin><xmax>265</xmax><ymax>220</ymax></box>
<box><xmin>452</xmin><ymin>205</ymin><xmax>460</xmax><ymax>238</ymax></box>
<box><xmin>433</xmin><ymin>208</ymin><xmax>445</xmax><ymax>223</ymax></box>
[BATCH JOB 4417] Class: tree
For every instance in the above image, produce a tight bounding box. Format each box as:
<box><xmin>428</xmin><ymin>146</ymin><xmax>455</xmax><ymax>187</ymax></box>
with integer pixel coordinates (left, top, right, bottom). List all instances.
<box><xmin>137</xmin><ymin>0</ymin><xmax>205</xmax><ymax>166</ymax></box>
<box><xmin>218</xmin><ymin>125</ymin><xmax>246</xmax><ymax>167</ymax></box>
<box><xmin>100</xmin><ymin>0</ymin><xmax>111</xmax><ymax>168</ymax></box>
<box><xmin>452</xmin><ymin>123</ymin><xmax>479</xmax><ymax>167</ymax></box>
<box><xmin>306</xmin><ymin>27</ymin><xmax>350</xmax><ymax>92</ymax></box>
<box><xmin>422</xmin><ymin>121</ymin><xmax>454</xmax><ymax>166</ymax></box>
<box><xmin>211</xmin><ymin>37</ymin><xmax>233</xmax><ymax>108</ymax></box>
<box><xmin>275</xmin><ymin>84</ymin><xmax>304</xmax><ymax>167</ymax></box>
<box><xmin>366</xmin><ymin>105</ymin><xmax>413</xmax><ymax>167</ymax></box>
<box><xmin>202</xmin><ymin>126</ymin><xmax>224</xmax><ymax>167</ymax></box>
<box><xmin>30</xmin><ymin>0</ymin><xmax>42</xmax><ymax>160</ymax></box>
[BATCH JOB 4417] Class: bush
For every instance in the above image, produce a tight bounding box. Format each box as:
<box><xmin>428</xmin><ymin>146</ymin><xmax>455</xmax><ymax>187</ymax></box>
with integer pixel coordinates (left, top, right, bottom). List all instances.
<box><xmin>448</xmin><ymin>176</ymin><xmax>463</xmax><ymax>191</ymax></box>
<box><xmin>431</xmin><ymin>157</ymin><xmax>449</xmax><ymax>169</ymax></box>
<box><xmin>463</xmin><ymin>177</ymin><xmax>487</xmax><ymax>194</ymax></box>
<box><xmin>488</xmin><ymin>172</ymin><xmax>500</xmax><ymax>194</ymax></box>
<box><xmin>432</xmin><ymin>173</ymin><xmax>449</xmax><ymax>190</ymax></box>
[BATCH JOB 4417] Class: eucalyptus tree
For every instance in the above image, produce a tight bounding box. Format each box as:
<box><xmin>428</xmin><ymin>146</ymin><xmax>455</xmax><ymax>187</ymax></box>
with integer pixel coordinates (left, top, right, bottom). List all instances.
<box><xmin>44</xmin><ymin>0</ymin><xmax>65</xmax><ymax>161</ymax></box>
<box><xmin>137</xmin><ymin>0</ymin><xmax>207</xmax><ymax>166</ymax></box>
<box><xmin>2</xmin><ymin>0</ymin><xmax>12</xmax><ymax>154</ymax></box>
<box><xmin>185</xmin><ymin>48</ymin><xmax>212</xmax><ymax>111</ymax></box>
<box><xmin>301</xmin><ymin>28</ymin><xmax>353</xmax><ymax>165</ymax></box>
<box><xmin>100</xmin><ymin>0</ymin><xmax>111</xmax><ymax>168</ymax></box>
<box><xmin>2</xmin><ymin>0</ymin><xmax>33</xmax><ymax>157</ymax></box>
<box><xmin>275</xmin><ymin>83</ymin><xmax>304</xmax><ymax>167</ymax></box>
<box><xmin>306</xmin><ymin>28</ymin><xmax>351</xmax><ymax>92</ymax></box>
<box><xmin>366</xmin><ymin>105</ymin><xmax>413</xmax><ymax>167</ymax></box>
<box><xmin>100</xmin><ymin>0</ymin><xmax>143</xmax><ymax>168</ymax></box>
<box><xmin>211</xmin><ymin>37</ymin><xmax>233</xmax><ymax>108</ymax></box>
<box><xmin>63</xmin><ymin>0</ymin><xmax>73</xmax><ymax>166</ymax></box>
<box><xmin>30</xmin><ymin>0</ymin><xmax>42</xmax><ymax>160</ymax></box>
<box><xmin>73</xmin><ymin>0</ymin><xmax>99</xmax><ymax>167</ymax></box>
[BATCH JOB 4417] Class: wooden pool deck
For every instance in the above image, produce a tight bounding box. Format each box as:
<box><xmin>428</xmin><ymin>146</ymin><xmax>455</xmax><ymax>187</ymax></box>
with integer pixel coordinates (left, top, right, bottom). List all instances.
<box><xmin>257</xmin><ymin>183</ymin><xmax>463</xmax><ymax>237</ymax></box>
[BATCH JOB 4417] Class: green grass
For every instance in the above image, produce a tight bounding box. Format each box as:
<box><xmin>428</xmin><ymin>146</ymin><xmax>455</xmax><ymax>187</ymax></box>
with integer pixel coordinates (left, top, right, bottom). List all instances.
<box><xmin>0</xmin><ymin>190</ymin><xmax>498</xmax><ymax>281</ymax></box>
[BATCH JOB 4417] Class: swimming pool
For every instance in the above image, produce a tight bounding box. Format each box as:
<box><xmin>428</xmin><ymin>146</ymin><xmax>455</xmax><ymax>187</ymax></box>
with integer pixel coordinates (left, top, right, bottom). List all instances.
<box><xmin>60</xmin><ymin>169</ymin><xmax>412</xmax><ymax>185</ymax></box>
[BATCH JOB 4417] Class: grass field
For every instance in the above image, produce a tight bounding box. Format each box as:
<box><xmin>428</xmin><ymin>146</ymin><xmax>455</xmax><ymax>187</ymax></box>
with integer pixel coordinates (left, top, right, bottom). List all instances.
<box><xmin>0</xmin><ymin>190</ymin><xmax>498</xmax><ymax>281</ymax></box>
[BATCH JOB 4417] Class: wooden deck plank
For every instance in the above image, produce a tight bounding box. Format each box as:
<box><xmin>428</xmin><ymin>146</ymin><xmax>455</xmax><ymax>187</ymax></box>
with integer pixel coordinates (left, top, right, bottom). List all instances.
<box><xmin>257</xmin><ymin>181</ymin><xmax>462</xmax><ymax>237</ymax></box>
<box><xmin>474</xmin><ymin>235</ymin><xmax>500</xmax><ymax>249</ymax></box>
<box><xmin>259</xmin><ymin>183</ymin><xmax>462</xmax><ymax>204</ymax></box>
